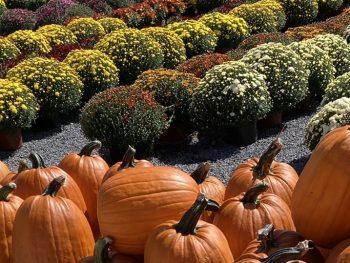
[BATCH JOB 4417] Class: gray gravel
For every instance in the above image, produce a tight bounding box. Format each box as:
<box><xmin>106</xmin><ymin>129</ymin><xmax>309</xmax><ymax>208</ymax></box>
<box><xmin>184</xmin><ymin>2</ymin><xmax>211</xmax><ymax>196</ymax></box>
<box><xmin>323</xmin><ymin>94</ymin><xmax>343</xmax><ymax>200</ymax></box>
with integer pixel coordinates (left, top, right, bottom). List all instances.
<box><xmin>0</xmin><ymin>108</ymin><xmax>316</xmax><ymax>184</ymax></box>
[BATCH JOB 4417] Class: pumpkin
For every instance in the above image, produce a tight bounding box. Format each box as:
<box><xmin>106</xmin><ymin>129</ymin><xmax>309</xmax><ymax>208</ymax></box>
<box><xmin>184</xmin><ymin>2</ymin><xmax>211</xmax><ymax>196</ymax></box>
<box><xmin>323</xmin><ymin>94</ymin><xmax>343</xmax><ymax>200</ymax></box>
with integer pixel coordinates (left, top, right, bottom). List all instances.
<box><xmin>213</xmin><ymin>182</ymin><xmax>295</xmax><ymax>259</ymax></box>
<box><xmin>144</xmin><ymin>193</ymin><xmax>233</xmax><ymax>263</ymax></box>
<box><xmin>191</xmin><ymin>162</ymin><xmax>225</xmax><ymax>223</ymax></box>
<box><xmin>291</xmin><ymin>125</ymin><xmax>350</xmax><ymax>248</ymax></box>
<box><xmin>58</xmin><ymin>140</ymin><xmax>109</xmax><ymax>239</ymax></box>
<box><xmin>102</xmin><ymin>145</ymin><xmax>153</xmax><ymax>183</ymax></box>
<box><xmin>0</xmin><ymin>160</ymin><xmax>28</xmax><ymax>186</ymax></box>
<box><xmin>97</xmin><ymin>166</ymin><xmax>199</xmax><ymax>255</ymax></box>
<box><xmin>12</xmin><ymin>152</ymin><xmax>87</xmax><ymax>213</ymax></box>
<box><xmin>236</xmin><ymin>224</ymin><xmax>323</xmax><ymax>263</ymax></box>
<box><xmin>0</xmin><ymin>160</ymin><xmax>10</xmax><ymax>182</ymax></box>
<box><xmin>0</xmin><ymin>183</ymin><xmax>23</xmax><ymax>263</ymax></box>
<box><xmin>326</xmin><ymin>239</ymin><xmax>350</xmax><ymax>263</ymax></box>
<box><xmin>225</xmin><ymin>137</ymin><xmax>298</xmax><ymax>207</ymax></box>
<box><xmin>79</xmin><ymin>237</ymin><xmax>139</xmax><ymax>263</ymax></box>
<box><xmin>12</xmin><ymin>176</ymin><xmax>95</xmax><ymax>263</ymax></box>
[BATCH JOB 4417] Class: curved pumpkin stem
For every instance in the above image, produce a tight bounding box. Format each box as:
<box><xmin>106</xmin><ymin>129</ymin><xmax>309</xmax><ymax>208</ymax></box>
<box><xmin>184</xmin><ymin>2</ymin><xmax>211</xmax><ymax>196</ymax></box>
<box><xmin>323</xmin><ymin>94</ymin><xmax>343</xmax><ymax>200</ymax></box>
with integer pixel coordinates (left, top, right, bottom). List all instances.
<box><xmin>254</xmin><ymin>137</ymin><xmax>283</xmax><ymax>179</ymax></box>
<box><xmin>18</xmin><ymin>160</ymin><xmax>29</xmax><ymax>173</ymax></box>
<box><xmin>0</xmin><ymin>183</ymin><xmax>17</xmax><ymax>201</ymax></box>
<box><xmin>191</xmin><ymin>162</ymin><xmax>211</xmax><ymax>184</ymax></box>
<box><xmin>257</xmin><ymin>224</ymin><xmax>275</xmax><ymax>252</ymax></box>
<box><xmin>174</xmin><ymin>193</ymin><xmax>219</xmax><ymax>235</ymax></box>
<box><xmin>241</xmin><ymin>182</ymin><xmax>269</xmax><ymax>206</ymax></box>
<box><xmin>78</xmin><ymin>140</ymin><xmax>102</xmax><ymax>157</ymax></box>
<box><xmin>261</xmin><ymin>240</ymin><xmax>314</xmax><ymax>263</ymax></box>
<box><xmin>42</xmin><ymin>175</ymin><xmax>66</xmax><ymax>197</ymax></box>
<box><xmin>28</xmin><ymin>152</ymin><xmax>47</xmax><ymax>168</ymax></box>
<box><xmin>118</xmin><ymin>145</ymin><xmax>136</xmax><ymax>170</ymax></box>
<box><xmin>94</xmin><ymin>237</ymin><xmax>112</xmax><ymax>263</ymax></box>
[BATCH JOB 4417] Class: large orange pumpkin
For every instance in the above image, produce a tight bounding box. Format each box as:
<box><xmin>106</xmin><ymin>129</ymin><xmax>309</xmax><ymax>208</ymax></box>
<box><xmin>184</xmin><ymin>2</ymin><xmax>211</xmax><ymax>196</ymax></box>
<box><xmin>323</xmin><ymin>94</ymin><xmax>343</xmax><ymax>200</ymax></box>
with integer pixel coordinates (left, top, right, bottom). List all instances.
<box><xmin>0</xmin><ymin>160</ymin><xmax>28</xmax><ymax>186</ymax></box>
<box><xmin>144</xmin><ymin>193</ymin><xmax>233</xmax><ymax>263</ymax></box>
<box><xmin>97</xmin><ymin>166</ymin><xmax>199</xmax><ymax>255</ymax></box>
<box><xmin>0</xmin><ymin>160</ymin><xmax>10</xmax><ymax>182</ymax></box>
<box><xmin>326</xmin><ymin>239</ymin><xmax>350</xmax><ymax>263</ymax></box>
<box><xmin>102</xmin><ymin>145</ymin><xmax>153</xmax><ymax>184</ymax></box>
<box><xmin>0</xmin><ymin>183</ymin><xmax>23</xmax><ymax>263</ymax></box>
<box><xmin>291</xmin><ymin>125</ymin><xmax>350</xmax><ymax>248</ymax></box>
<box><xmin>236</xmin><ymin>224</ymin><xmax>323</xmax><ymax>263</ymax></box>
<box><xmin>213</xmin><ymin>182</ymin><xmax>295</xmax><ymax>259</ymax></box>
<box><xmin>12</xmin><ymin>176</ymin><xmax>94</xmax><ymax>263</ymax></box>
<box><xmin>191</xmin><ymin>162</ymin><xmax>225</xmax><ymax>223</ymax></box>
<box><xmin>225</xmin><ymin>137</ymin><xmax>298</xmax><ymax>207</ymax></box>
<box><xmin>58</xmin><ymin>140</ymin><xmax>109</xmax><ymax>239</ymax></box>
<box><xmin>13</xmin><ymin>152</ymin><xmax>87</xmax><ymax>213</ymax></box>
<box><xmin>79</xmin><ymin>237</ymin><xmax>139</xmax><ymax>263</ymax></box>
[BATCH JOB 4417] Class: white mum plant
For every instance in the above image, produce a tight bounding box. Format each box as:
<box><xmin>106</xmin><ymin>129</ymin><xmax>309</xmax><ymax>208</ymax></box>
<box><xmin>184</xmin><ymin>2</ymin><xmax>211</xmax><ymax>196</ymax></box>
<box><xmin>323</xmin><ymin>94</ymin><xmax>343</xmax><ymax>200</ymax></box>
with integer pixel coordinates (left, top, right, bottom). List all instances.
<box><xmin>321</xmin><ymin>72</ymin><xmax>350</xmax><ymax>105</ymax></box>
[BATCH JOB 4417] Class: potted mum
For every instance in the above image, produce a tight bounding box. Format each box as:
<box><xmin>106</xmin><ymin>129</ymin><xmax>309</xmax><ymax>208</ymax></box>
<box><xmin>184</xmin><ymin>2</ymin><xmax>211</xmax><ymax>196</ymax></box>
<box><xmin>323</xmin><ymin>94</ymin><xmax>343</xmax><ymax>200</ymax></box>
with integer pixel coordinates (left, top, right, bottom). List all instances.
<box><xmin>0</xmin><ymin>79</ymin><xmax>39</xmax><ymax>151</ymax></box>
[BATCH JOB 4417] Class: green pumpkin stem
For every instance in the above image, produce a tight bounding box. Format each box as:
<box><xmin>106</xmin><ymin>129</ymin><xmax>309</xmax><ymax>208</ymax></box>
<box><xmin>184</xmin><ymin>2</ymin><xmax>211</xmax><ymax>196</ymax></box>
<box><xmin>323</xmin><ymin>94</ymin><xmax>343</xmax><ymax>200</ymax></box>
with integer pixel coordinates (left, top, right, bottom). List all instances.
<box><xmin>205</xmin><ymin>198</ymin><xmax>220</xmax><ymax>212</ymax></box>
<box><xmin>241</xmin><ymin>182</ymin><xmax>269</xmax><ymax>205</ymax></box>
<box><xmin>18</xmin><ymin>160</ymin><xmax>29</xmax><ymax>173</ymax></box>
<box><xmin>254</xmin><ymin>137</ymin><xmax>283</xmax><ymax>179</ymax></box>
<box><xmin>191</xmin><ymin>162</ymin><xmax>211</xmax><ymax>184</ymax></box>
<box><xmin>0</xmin><ymin>183</ymin><xmax>17</xmax><ymax>201</ymax></box>
<box><xmin>174</xmin><ymin>193</ymin><xmax>217</xmax><ymax>235</ymax></box>
<box><xmin>257</xmin><ymin>224</ymin><xmax>275</xmax><ymax>251</ymax></box>
<box><xmin>94</xmin><ymin>237</ymin><xmax>112</xmax><ymax>263</ymax></box>
<box><xmin>78</xmin><ymin>140</ymin><xmax>102</xmax><ymax>157</ymax></box>
<box><xmin>261</xmin><ymin>240</ymin><xmax>314</xmax><ymax>263</ymax></box>
<box><xmin>118</xmin><ymin>145</ymin><xmax>136</xmax><ymax>170</ymax></box>
<box><xmin>42</xmin><ymin>175</ymin><xmax>66</xmax><ymax>197</ymax></box>
<box><xmin>28</xmin><ymin>152</ymin><xmax>47</xmax><ymax>168</ymax></box>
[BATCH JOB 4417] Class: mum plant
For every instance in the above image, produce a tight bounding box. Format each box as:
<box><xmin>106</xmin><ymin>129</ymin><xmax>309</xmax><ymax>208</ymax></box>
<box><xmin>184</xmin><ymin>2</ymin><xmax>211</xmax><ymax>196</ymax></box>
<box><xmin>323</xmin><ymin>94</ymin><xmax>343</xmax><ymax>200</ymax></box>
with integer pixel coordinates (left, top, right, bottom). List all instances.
<box><xmin>240</xmin><ymin>42</ymin><xmax>309</xmax><ymax>112</ymax></box>
<box><xmin>6</xmin><ymin>57</ymin><xmax>82</xmax><ymax>119</ymax></box>
<box><xmin>321</xmin><ymin>72</ymin><xmax>350</xmax><ymax>105</ymax></box>
<box><xmin>275</xmin><ymin>0</ymin><xmax>318</xmax><ymax>26</ymax></box>
<box><xmin>94</xmin><ymin>28</ymin><xmax>164</xmax><ymax>84</ymax></box>
<box><xmin>167</xmin><ymin>20</ymin><xmax>218</xmax><ymax>57</ymax></box>
<box><xmin>35</xmin><ymin>0</ymin><xmax>77</xmax><ymax>26</ymax></box>
<box><xmin>0</xmin><ymin>38</ymin><xmax>20</xmax><ymax>64</ymax></box>
<box><xmin>66</xmin><ymin>17</ymin><xmax>105</xmax><ymax>43</ymax></box>
<box><xmin>64</xmin><ymin>49</ymin><xmax>119</xmax><ymax>100</ymax></box>
<box><xmin>0</xmin><ymin>9</ymin><xmax>37</xmax><ymax>35</ymax></box>
<box><xmin>0</xmin><ymin>79</ymin><xmax>39</xmax><ymax>130</ymax></box>
<box><xmin>305</xmin><ymin>97</ymin><xmax>350</xmax><ymax>150</ymax></box>
<box><xmin>6</xmin><ymin>30</ymin><xmax>51</xmax><ymax>55</ymax></box>
<box><xmin>97</xmin><ymin>17</ymin><xmax>127</xmax><ymax>33</ymax></box>
<box><xmin>289</xmin><ymin>41</ymin><xmax>335</xmax><ymax>98</ymax></box>
<box><xmin>80</xmin><ymin>86</ymin><xmax>169</xmax><ymax>155</ymax></box>
<box><xmin>189</xmin><ymin>61</ymin><xmax>272</xmax><ymax>132</ymax></box>
<box><xmin>36</xmin><ymin>24</ymin><xmax>77</xmax><ymax>48</ymax></box>
<box><xmin>141</xmin><ymin>27</ymin><xmax>186</xmax><ymax>69</ymax></box>
<box><xmin>198</xmin><ymin>12</ymin><xmax>250</xmax><ymax>49</ymax></box>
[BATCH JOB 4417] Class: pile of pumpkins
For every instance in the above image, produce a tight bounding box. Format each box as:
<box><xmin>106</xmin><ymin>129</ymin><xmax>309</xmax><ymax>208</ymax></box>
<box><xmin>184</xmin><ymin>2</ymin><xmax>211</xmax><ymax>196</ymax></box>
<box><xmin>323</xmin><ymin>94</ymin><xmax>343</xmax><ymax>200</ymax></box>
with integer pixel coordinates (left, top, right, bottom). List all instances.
<box><xmin>0</xmin><ymin>125</ymin><xmax>350</xmax><ymax>263</ymax></box>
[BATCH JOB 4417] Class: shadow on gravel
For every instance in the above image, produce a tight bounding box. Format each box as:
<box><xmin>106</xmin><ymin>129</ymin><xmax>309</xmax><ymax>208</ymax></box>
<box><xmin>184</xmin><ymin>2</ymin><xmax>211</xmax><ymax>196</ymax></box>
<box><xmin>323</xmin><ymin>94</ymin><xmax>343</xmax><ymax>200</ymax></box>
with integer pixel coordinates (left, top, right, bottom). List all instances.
<box><xmin>288</xmin><ymin>154</ymin><xmax>311</xmax><ymax>175</ymax></box>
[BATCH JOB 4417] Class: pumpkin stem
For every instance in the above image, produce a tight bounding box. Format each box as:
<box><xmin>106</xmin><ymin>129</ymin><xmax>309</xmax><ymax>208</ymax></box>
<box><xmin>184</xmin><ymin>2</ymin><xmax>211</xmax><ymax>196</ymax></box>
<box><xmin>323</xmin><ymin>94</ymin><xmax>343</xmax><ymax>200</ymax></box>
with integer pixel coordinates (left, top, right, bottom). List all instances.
<box><xmin>205</xmin><ymin>198</ymin><xmax>220</xmax><ymax>212</ymax></box>
<box><xmin>191</xmin><ymin>162</ymin><xmax>211</xmax><ymax>184</ymax></box>
<box><xmin>257</xmin><ymin>224</ymin><xmax>275</xmax><ymax>251</ymax></box>
<box><xmin>18</xmin><ymin>160</ymin><xmax>29</xmax><ymax>173</ymax></box>
<box><xmin>118</xmin><ymin>145</ymin><xmax>136</xmax><ymax>170</ymax></box>
<box><xmin>174</xmin><ymin>193</ymin><xmax>217</xmax><ymax>235</ymax></box>
<box><xmin>78</xmin><ymin>140</ymin><xmax>102</xmax><ymax>156</ymax></box>
<box><xmin>93</xmin><ymin>237</ymin><xmax>112</xmax><ymax>263</ymax></box>
<box><xmin>254</xmin><ymin>137</ymin><xmax>283</xmax><ymax>179</ymax></box>
<box><xmin>241</xmin><ymin>182</ymin><xmax>269</xmax><ymax>205</ymax></box>
<box><xmin>28</xmin><ymin>152</ymin><xmax>47</xmax><ymax>168</ymax></box>
<box><xmin>0</xmin><ymin>183</ymin><xmax>17</xmax><ymax>201</ymax></box>
<box><xmin>261</xmin><ymin>240</ymin><xmax>314</xmax><ymax>263</ymax></box>
<box><xmin>42</xmin><ymin>175</ymin><xmax>66</xmax><ymax>197</ymax></box>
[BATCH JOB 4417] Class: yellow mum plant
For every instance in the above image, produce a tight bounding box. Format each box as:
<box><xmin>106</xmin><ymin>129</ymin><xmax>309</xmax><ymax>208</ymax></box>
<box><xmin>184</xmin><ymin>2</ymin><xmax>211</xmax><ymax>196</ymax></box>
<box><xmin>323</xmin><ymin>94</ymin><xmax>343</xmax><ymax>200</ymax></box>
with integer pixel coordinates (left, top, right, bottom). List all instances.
<box><xmin>36</xmin><ymin>24</ymin><xmax>77</xmax><ymax>48</ymax></box>
<box><xmin>0</xmin><ymin>38</ymin><xmax>20</xmax><ymax>64</ymax></box>
<box><xmin>66</xmin><ymin>17</ymin><xmax>105</xmax><ymax>42</ymax></box>
<box><xmin>6</xmin><ymin>30</ymin><xmax>51</xmax><ymax>55</ymax></box>
<box><xmin>98</xmin><ymin>17</ymin><xmax>127</xmax><ymax>33</ymax></box>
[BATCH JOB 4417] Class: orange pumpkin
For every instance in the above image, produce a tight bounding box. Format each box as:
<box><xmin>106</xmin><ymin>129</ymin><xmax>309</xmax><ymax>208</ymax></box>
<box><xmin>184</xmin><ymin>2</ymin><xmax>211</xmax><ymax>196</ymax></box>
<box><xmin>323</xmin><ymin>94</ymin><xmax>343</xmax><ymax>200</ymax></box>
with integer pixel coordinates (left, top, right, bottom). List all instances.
<box><xmin>213</xmin><ymin>182</ymin><xmax>295</xmax><ymax>259</ymax></box>
<box><xmin>236</xmin><ymin>224</ymin><xmax>323</xmax><ymax>263</ymax></box>
<box><xmin>225</xmin><ymin>137</ymin><xmax>298</xmax><ymax>207</ymax></box>
<box><xmin>326</xmin><ymin>239</ymin><xmax>350</xmax><ymax>263</ymax></box>
<box><xmin>102</xmin><ymin>145</ymin><xmax>153</xmax><ymax>183</ymax></box>
<box><xmin>12</xmin><ymin>176</ymin><xmax>94</xmax><ymax>263</ymax></box>
<box><xmin>58</xmin><ymin>140</ymin><xmax>109</xmax><ymax>239</ymax></box>
<box><xmin>191</xmin><ymin>162</ymin><xmax>225</xmax><ymax>223</ymax></box>
<box><xmin>0</xmin><ymin>183</ymin><xmax>23</xmax><ymax>263</ymax></box>
<box><xmin>291</xmin><ymin>125</ymin><xmax>350</xmax><ymax>248</ymax></box>
<box><xmin>13</xmin><ymin>152</ymin><xmax>87</xmax><ymax>213</ymax></box>
<box><xmin>144</xmin><ymin>193</ymin><xmax>233</xmax><ymax>263</ymax></box>
<box><xmin>97</xmin><ymin>166</ymin><xmax>199</xmax><ymax>255</ymax></box>
<box><xmin>0</xmin><ymin>160</ymin><xmax>10</xmax><ymax>182</ymax></box>
<box><xmin>79</xmin><ymin>237</ymin><xmax>139</xmax><ymax>263</ymax></box>
<box><xmin>0</xmin><ymin>160</ymin><xmax>28</xmax><ymax>186</ymax></box>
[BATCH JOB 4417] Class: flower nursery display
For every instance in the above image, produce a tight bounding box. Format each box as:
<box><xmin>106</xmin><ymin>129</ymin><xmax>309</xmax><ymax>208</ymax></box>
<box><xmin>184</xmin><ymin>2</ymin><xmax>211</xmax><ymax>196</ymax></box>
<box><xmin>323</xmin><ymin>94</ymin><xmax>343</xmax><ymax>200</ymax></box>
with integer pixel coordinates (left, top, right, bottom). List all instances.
<box><xmin>1</xmin><ymin>0</ymin><xmax>350</xmax><ymax>262</ymax></box>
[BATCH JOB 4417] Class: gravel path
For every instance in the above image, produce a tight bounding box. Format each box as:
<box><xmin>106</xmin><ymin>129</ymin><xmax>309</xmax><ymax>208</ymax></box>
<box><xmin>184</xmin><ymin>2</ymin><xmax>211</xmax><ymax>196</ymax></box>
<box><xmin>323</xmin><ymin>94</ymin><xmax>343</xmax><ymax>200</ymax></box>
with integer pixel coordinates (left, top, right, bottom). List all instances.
<box><xmin>0</xmin><ymin>107</ymin><xmax>316</xmax><ymax>184</ymax></box>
